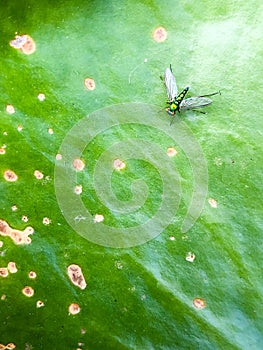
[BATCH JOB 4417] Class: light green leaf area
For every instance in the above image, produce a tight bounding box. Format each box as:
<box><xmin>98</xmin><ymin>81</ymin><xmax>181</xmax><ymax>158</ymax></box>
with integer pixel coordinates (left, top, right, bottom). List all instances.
<box><xmin>0</xmin><ymin>1</ymin><xmax>262</xmax><ymax>349</ymax></box>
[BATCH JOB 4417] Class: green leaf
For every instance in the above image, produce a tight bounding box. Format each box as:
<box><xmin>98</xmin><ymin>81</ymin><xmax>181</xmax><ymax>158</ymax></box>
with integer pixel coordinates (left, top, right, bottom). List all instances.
<box><xmin>0</xmin><ymin>1</ymin><xmax>262</xmax><ymax>349</ymax></box>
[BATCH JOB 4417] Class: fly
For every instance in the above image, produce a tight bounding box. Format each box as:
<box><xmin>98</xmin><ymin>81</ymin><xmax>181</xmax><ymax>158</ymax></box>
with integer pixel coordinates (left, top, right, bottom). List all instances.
<box><xmin>164</xmin><ymin>65</ymin><xmax>220</xmax><ymax>125</ymax></box>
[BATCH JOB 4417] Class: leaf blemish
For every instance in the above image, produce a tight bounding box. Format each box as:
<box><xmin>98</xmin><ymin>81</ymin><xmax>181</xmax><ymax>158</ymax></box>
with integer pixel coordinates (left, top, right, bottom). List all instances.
<box><xmin>22</xmin><ymin>286</ymin><xmax>34</xmax><ymax>297</ymax></box>
<box><xmin>28</xmin><ymin>271</ymin><xmax>37</xmax><ymax>279</ymax></box>
<box><xmin>0</xmin><ymin>219</ymin><xmax>34</xmax><ymax>245</ymax></box>
<box><xmin>72</xmin><ymin>158</ymin><xmax>85</xmax><ymax>171</ymax></box>
<box><xmin>84</xmin><ymin>78</ymin><xmax>95</xmax><ymax>90</ymax></box>
<box><xmin>34</xmin><ymin>170</ymin><xmax>44</xmax><ymax>180</ymax></box>
<box><xmin>153</xmin><ymin>26</ymin><xmax>167</xmax><ymax>42</ymax></box>
<box><xmin>193</xmin><ymin>298</ymin><xmax>206</xmax><ymax>309</ymax></box>
<box><xmin>10</xmin><ymin>34</ymin><xmax>36</xmax><ymax>55</ymax></box>
<box><xmin>68</xmin><ymin>303</ymin><xmax>81</xmax><ymax>315</ymax></box>
<box><xmin>67</xmin><ymin>264</ymin><xmax>87</xmax><ymax>290</ymax></box>
<box><xmin>4</xmin><ymin>170</ymin><xmax>18</xmax><ymax>182</ymax></box>
<box><xmin>167</xmin><ymin>147</ymin><xmax>178</xmax><ymax>157</ymax></box>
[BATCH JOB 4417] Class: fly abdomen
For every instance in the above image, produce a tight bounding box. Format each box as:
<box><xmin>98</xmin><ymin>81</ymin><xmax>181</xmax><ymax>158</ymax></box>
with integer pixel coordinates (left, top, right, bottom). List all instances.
<box><xmin>176</xmin><ymin>86</ymin><xmax>189</xmax><ymax>103</ymax></box>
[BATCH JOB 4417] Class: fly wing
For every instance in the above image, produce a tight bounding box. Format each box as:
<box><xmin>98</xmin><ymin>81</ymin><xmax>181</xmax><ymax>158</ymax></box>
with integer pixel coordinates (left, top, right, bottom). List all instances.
<box><xmin>180</xmin><ymin>97</ymin><xmax>212</xmax><ymax>110</ymax></box>
<box><xmin>164</xmin><ymin>66</ymin><xmax>178</xmax><ymax>100</ymax></box>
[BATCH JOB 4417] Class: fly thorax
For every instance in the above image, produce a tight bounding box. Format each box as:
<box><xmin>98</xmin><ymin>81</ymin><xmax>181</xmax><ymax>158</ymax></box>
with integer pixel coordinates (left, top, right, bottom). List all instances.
<box><xmin>171</xmin><ymin>101</ymin><xmax>178</xmax><ymax>110</ymax></box>
<box><xmin>168</xmin><ymin>100</ymin><xmax>179</xmax><ymax>114</ymax></box>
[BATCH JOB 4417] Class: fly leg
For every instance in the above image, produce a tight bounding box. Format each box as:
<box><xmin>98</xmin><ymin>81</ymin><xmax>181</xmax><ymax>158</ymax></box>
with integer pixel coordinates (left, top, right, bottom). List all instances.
<box><xmin>192</xmin><ymin>110</ymin><xmax>207</xmax><ymax>114</ymax></box>
<box><xmin>198</xmin><ymin>90</ymin><xmax>221</xmax><ymax>98</ymax></box>
<box><xmin>170</xmin><ymin>116</ymin><xmax>176</xmax><ymax>126</ymax></box>
<box><xmin>170</xmin><ymin>109</ymin><xmax>179</xmax><ymax>126</ymax></box>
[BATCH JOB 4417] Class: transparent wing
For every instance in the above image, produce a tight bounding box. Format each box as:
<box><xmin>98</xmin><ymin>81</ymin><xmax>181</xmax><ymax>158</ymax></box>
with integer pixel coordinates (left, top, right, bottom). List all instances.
<box><xmin>164</xmin><ymin>66</ymin><xmax>178</xmax><ymax>100</ymax></box>
<box><xmin>180</xmin><ymin>97</ymin><xmax>212</xmax><ymax>110</ymax></box>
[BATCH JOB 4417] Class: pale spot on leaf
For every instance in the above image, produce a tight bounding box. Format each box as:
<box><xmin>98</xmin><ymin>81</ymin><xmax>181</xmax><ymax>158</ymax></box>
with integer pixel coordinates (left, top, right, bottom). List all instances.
<box><xmin>42</xmin><ymin>217</ymin><xmax>51</xmax><ymax>225</ymax></box>
<box><xmin>153</xmin><ymin>26</ymin><xmax>167</xmax><ymax>42</ymax></box>
<box><xmin>74</xmin><ymin>185</ymin><xmax>82</xmax><ymax>195</ymax></box>
<box><xmin>10</xmin><ymin>34</ymin><xmax>36</xmax><ymax>54</ymax></box>
<box><xmin>6</xmin><ymin>105</ymin><xmax>15</xmax><ymax>114</ymax></box>
<box><xmin>34</xmin><ymin>170</ymin><xmax>44</xmax><ymax>180</ymax></box>
<box><xmin>0</xmin><ymin>268</ymin><xmax>8</xmax><ymax>277</ymax></box>
<box><xmin>69</xmin><ymin>303</ymin><xmax>81</xmax><ymax>315</ymax></box>
<box><xmin>7</xmin><ymin>262</ymin><xmax>17</xmax><ymax>273</ymax></box>
<box><xmin>208</xmin><ymin>198</ymin><xmax>217</xmax><ymax>208</ymax></box>
<box><xmin>167</xmin><ymin>147</ymin><xmax>178</xmax><ymax>157</ymax></box>
<box><xmin>84</xmin><ymin>78</ymin><xmax>95</xmax><ymax>90</ymax></box>
<box><xmin>186</xmin><ymin>252</ymin><xmax>196</xmax><ymax>262</ymax></box>
<box><xmin>193</xmin><ymin>297</ymin><xmax>206</xmax><ymax>309</ymax></box>
<box><xmin>22</xmin><ymin>216</ymin><xmax>28</xmax><ymax>222</ymax></box>
<box><xmin>67</xmin><ymin>264</ymin><xmax>87</xmax><ymax>290</ymax></box>
<box><xmin>94</xmin><ymin>214</ymin><xmax>104</xmax><ymax>223</ymax></box>
<box><xmin>72</xmin><ymin>158</ymin><xmax>85</xmax><ymax>171</ymax></box>
<box><xmin>113</xmin><ymin>159</ymin><xmax>126</xmax><ymax>170</ymax></box>
<box><xmin>0</xmin><ymin>220</ymin><xmax>34</xmax><ymax>245</ymax></box>
<box><xmin>22</xmin><ymin>286</ymin><xmax>34</xmax><ymax>297</ymax></box>
<box><xmin>28</xmin><ymin>271</ymin><xmax>37</xmax><ymax>279</ymax></box>
<box><xmin>37</xmin><ymin>93</ymin><xmax>45</xmax><ymax>101</ymax></box>
<box><xmin>4</xmin><ymin>170</ymin><xmax>18</xmax><ymax>182</ymax></box>
<box><xmin>36</xmin><ymin>300</ymin><xmax>44</xmax><ymax>308</ymax></box>
<box><xmin>56</xmin><ymin>153</ymin><xmax>62</xmax><ymax>160</ymax></box>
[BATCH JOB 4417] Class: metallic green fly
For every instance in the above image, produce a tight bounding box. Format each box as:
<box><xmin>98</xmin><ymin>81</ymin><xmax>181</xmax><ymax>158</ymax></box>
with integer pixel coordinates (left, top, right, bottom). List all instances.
<box><xmin>164</xmin><ymin>65</ymin><xmax>220</xmax><ymax>125</ymax></box>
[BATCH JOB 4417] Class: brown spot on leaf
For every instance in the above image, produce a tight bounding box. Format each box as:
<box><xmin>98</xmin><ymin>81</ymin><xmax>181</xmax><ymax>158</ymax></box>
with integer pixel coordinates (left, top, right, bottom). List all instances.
<box><xmin>0</xmin><ymin>220</ymin><xmax>34</xmax><ymax>245</ymax></box>
<box><xmin>72</xmin><ymin>158</ymin><xmax>85</xmax><ymax>171</ymax></box>
<box><xmin>167</xmin><ymin>147</ymin><xmax>178</xmax><ymax>157</ymax></box>
<box><xmin>5</xmin><ymin>105</ymin><xmax>15</xmax><ymax>114</ymax></box>
<box><xmin>4</xmin><ymin>170</ymin><xmax>18</xmax><ymax>182</ymax></box>
<box><xmin>22</xmin><ymin>215</ymin><xmax>28</xmax><ymax>222</ymax></box>
<box><xmin>29</xmin><ymin>271</ymin><xmax>37</xmax><ymax>279</ymax></box>
<box><xmin>22</xmin><ymin>286</ymin><xmax>34</xmax><ymax>297</ymax></box>
<box><xmin>186</xmin><ymin>252</ymin><xmax>196</xmax><ymax>262</ymax></box>
<box><xmin>68</xmin><ymin>303</ymin><xmax>81</xmax><ymax>315</ymax></box>
<box><xmin>153</xmin><ymin>26</ymin><xmax>167</xmax><ymax>42</ymax></box>
<box><xmin>56</xmin><ymin>153</ymin><xmax>62</xmax><ymax>160</ymax></box>
<box><xmin>7</xmin><ymin>262</ymin><xmax>17</xmax><ymax>273</ymax></box>
<box><xmin>208</xmin><ymin>198</ymin><xmax>217</xmax><ymax>208</ymax></box>
<box><xmin>42</xmin><ymin>217</ymin><xmax>51</xmax><ymax>225</ymax></box>
<box><xmin>0</xmin><ymin>268</ymin><xmax>8</xmax><ymax>277</ymax></box>
<box><xmin>74</xmin><ymin>185</ymin><xmax>82</xmax><ymax>195</ymax></box>
<box><xmin>193</xmin><ymin>297</ymin><xmax>206</xmax><ymax>309</ymax></box>
<box><xmin>93</xmin><ymin>214</ymin><xmax>104</xmax><ymax>223</ymax></box>
<box><xmin>67</xmin><ymin>264</ymin><xmax>87</xmax><ymax>290</ymax></box>
<box><xmin>37</xmin><ymin>93</ymin><xmax>45</xmax><ymax>101</ymax></box>
<box><xmin>0</xmin><ymin>220</ymin><xmax>9</xmax><ymax>235</ymax></box>
<box><xmin>84</xmin><ymin>78</ymin><xmax>95</xmax><ymax>90</ymax></box>
<box><xmin>113</xmin><ymin>159</ymin><xmax>126</xmax><ymax>170</ymax></box>
<box><xmin>36</xmin><ymin>300</ymin><xmax>44</xmax><ymax>308</ymax></box>
<box><xmin>10</xmin><ymin>34</ymin><xmax>36</xmax><ymax>54</ymax></box>
<box><xmin>34</xmin><ymin>170</ymin><xmax>44</xmax><ymax>180</ymax></box>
